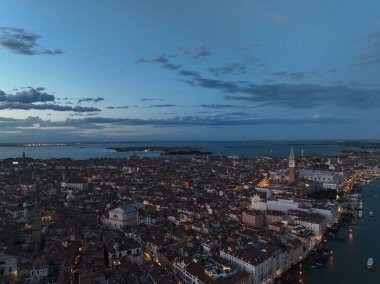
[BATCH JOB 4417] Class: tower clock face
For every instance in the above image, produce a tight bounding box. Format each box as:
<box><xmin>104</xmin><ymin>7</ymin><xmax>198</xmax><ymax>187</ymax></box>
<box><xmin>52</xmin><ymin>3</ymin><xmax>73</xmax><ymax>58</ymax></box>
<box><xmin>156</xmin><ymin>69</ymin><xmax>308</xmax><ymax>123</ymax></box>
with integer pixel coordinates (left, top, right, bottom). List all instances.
<box><xmin>289</xmin><ymin>160</ymin><xmax>295</xmax><ymax>167</ymax></box>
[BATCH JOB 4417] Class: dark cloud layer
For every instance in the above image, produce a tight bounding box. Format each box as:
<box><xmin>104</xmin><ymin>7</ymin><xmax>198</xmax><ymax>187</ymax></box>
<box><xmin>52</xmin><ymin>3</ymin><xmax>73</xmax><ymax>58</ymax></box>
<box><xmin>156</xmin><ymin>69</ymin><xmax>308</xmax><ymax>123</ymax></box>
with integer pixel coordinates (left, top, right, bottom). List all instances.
<box><xmin>78</xmin><ymin>97</ymin><xmax>105</xmax><ymax>104</ymax></box>
<box><xmin>0</xmin><ymin>87</ymin><xmax>99</xmax><ymax>112</ymax></box>
<box><xmin>0</xmin><ymin>113</ymin><xmax>346</xmax><ymax>136</ymax></box>
<box><xmin>106</xmin><ymin>106</ymin><xmax>129</xmax><ymax>109</ymax></box>
<box><xmin>0</xmin><ymin>88</ymin><xmax>55</xmax><ymax>103</ymax></box>
<box><xmin>0</xmin><ymin>114</ymin><xmax>343</xmax><ymax>130</ymax></box>
<box><xmin>0</xmin><ymin>27</ymin><xmax>63</xmax><ymax>55</ymax></box>
<box><xmin>0</xmin><ymin>102</ymin><xmax>100</xmax><ymax>112</ymax></box>
<box><xmin>137</xmin><ymin>55</ymin><xmax>380</xmax><ymax>109</ymax></box>
<box><xmin>140</xmin><ymin>98</ymin><xmax>162</xmax><ymax>101</ymax></box>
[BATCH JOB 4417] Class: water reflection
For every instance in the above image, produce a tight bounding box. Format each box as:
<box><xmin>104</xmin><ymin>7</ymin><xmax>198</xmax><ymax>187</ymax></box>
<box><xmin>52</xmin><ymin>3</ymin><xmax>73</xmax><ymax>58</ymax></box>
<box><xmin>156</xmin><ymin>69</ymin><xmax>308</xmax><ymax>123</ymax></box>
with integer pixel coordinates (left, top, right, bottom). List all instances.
<box><xmin>298</xmin><ymin>263</ymin><xmax>304</xmax><ymax>284</ymax></box>
<box><xmin>349</xmin><ymin>232</ymin><xmax>353</xmax><ymax>241</ymax></box>
<box><xmin>328</xmin><ymin>254</ymin><xmax>334</xmax><ymax>268</ymax></box>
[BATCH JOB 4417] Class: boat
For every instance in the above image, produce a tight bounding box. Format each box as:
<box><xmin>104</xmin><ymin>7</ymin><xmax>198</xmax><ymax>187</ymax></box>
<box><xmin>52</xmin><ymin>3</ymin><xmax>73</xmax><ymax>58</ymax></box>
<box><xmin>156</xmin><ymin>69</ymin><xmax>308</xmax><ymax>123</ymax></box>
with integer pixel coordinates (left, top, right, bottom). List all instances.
<box><xmin>367</xmin><ymin>258</ymin><xmax>374</xmax><ymax>269</ymax></box>
<box><xmin>358</xmin><ymin>210</ymin><xmax>363</xmax><ymax>218</ymax></box>
<box><xmin>311</xmin><ymin>260</ymin><xmax>324</xmax><ymax>267</ymax></box>
<box><xmin>369</xmin><ymin>211</ymin><xmax>374</xmax><ymax>217</ymax></box>
<box><xmin>357</xmin><ymin>201</ymin><xmax>363</xmax><ymax>210</ymax></box>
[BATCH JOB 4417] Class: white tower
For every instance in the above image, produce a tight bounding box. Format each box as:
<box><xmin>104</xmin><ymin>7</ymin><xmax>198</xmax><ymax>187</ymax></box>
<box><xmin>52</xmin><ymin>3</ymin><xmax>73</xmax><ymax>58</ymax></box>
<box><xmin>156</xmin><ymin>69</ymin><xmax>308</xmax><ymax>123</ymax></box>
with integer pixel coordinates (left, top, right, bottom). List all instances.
<box><xmin>288</xmin><ymin>148</ymin><xmax>296</xmax><ymax>183</ymax></box>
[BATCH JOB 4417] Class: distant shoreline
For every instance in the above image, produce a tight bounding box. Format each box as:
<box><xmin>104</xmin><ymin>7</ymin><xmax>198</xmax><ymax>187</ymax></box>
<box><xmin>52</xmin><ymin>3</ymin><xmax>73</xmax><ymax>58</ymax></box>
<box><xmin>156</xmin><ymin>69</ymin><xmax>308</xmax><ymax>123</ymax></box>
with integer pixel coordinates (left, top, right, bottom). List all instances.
<box><xmin>106</xmin><ymin>146</ymin><xmax>212</xmax><ymax>156</ymax></box>
<box><xmin>0</xmin><ymin>143</ymin><xmax>80</xmax><ymax>147</ymax></box>
<box><xmin>1</xmin><ymin>140</ymin><xmax>380</xmax><ymax>151</ymax></box>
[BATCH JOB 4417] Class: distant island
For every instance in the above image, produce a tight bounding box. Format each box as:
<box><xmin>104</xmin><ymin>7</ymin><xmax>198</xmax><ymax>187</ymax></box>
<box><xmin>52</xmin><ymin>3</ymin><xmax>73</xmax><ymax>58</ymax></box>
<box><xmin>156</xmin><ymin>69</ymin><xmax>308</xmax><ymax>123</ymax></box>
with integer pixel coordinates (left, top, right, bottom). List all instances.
<box><xmin>0</xmin><ymin>143</ymin><xmax>80</xmax><ymax>147</ymax></box>
<box><xmin>106</xmin><ymin>146</ymin><xmax>212</xmax><ymax>156</ymax></box>
<box><xmin>160</xmin><ymin>150</ymin><xmax>212</xmax><ymax>156</ymax></box>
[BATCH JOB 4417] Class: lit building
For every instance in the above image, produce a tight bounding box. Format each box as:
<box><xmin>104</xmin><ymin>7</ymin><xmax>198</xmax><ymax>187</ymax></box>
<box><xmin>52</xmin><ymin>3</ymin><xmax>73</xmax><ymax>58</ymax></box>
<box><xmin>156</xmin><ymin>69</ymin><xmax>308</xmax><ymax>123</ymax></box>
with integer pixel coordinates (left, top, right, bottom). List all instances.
<box><xmin>269</xmin><ymin>148</ymin><xmax>297</xmax><ymax>184</ymax></box>
<box><xmin>0</xmin><ymin>255</ymin><xmax>18</xmax><ymax>278</ymax></box>
<box><xmin>297</xmin><ymin>169</ymin><xmax>345</xmax><ymax>190</ymax></box>
<box><xmin>104</xmin><ymin>232</ymin><xmax>142</xmax><ymax>266</ymax></box>
<box><xmin>220</xmin><ymin>244</ymin><xmax>281</xmax><ymax>284</ymax></box>
<box><xmin>287</xmin><ymin>210</ymin><xmax>327</xmax><ymax>238</ymax></box>
<box><xmin>103</xmin><ymin>203</ymin><xmax>138</xmax><ymax>229</ymax></box>
<box><xmin>5</xmin><ymin>204</ymin><xmax>28</xmax><ymax>223</ymax></box>
<box><xmin>173</xmin><ymin>257</ymin><xmax>249</xmax><ymax>284</ymax></box>
<box><xmin>241</xmin><ymin>210</ymin><xmax>264</xmax><ymax>228</ymax></box>
<box><xmin>30</xmin><ymin>256</ymin><xmax>49</xmax><ymax>283</ymax></box>
<box><xmin>60</xmin><ymin>181</ymin><xmax>89</xmax><ymax>190</ymax></box>
<box><xmin>251</xmin><ymin>195</ymin><xmax>338</xmax><ymax>226</ymax></box>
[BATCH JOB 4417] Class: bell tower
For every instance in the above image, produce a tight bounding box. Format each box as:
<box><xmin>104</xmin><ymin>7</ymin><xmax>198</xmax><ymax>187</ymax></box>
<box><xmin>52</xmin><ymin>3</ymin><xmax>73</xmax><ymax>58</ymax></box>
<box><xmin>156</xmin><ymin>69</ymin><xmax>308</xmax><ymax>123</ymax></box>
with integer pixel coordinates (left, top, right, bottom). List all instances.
<box><xmin>288</xmin><ymin>147</ymin><xmax>296</xmax><ymax>183</ymax></box>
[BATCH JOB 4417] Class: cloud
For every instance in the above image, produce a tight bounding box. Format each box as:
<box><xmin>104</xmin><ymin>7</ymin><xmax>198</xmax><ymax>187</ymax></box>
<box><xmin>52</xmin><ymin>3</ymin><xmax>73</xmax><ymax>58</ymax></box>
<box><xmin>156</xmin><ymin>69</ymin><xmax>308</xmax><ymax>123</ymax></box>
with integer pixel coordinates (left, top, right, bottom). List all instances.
<box><xmin>208</xmin><ymin>63</ymin><xmax>247</xmax><ymax>76</ymax></box>
<box><xmin>78</xmin><ymin>97</ymin><xmax>105</xmax><ymax>104</ymax></box>
<box><xmin>148</xmin><ymin>104</ymin><xmax>177</xmax><ymax>108</ymax></box>
<box><xmin>14</xmin><ymin>114</ymin><xmax>342</xmax><ymax>130</ymax></box>
<box><xmin>180</xmin><ymin>45</ymin><xmax>211</xmax><ymax>59</ymax></box>
<box><xmin>226</xmin><ymin>112</ymin><xmax>249</xmax><ymax>116</ymax></box>
<box><xmin>106</xmin><ymin>106</ymin><xmax>129</xmax><ymax>109</ymax></box>
<box><xmin>1</xmin><ymin>114</ymin><xmax>345</xmax><ymax>131</ymax></box>
<box><xmin>327</xmin><ymin>67</ymin><xmax>338</xmax><ymax>72</ymax></box>
<box><xmin>0</xmin><ymin>88</ymin><xmax>55</xmax><ymax>103</ymax></box>
<box><xmin>0</xmin><ymin>87</ymin><xmax>100</xmax><ymax>112</ymax></box>
<box><xmin>191</xmin><ymin>75</ymin><xmax>380</xmax><ymax>109</ymax></box>
<box><xmin>136</xmin><ymin>54</ymin><xmax>380</xmax><ymax>109</ymax></box>
<box><xmin>200</xmin><ymin>104</ymin><xmax>241</xmax><ymax>109</ymax></box>
<box><xmin>136</xmin><ymin>55</ymin><xmax>187</xmax><ymax>78</ymax></box>
<box><xmin>271</xmin><ymin>71</ymin><xmax>317</xmax><ymax>80</ymax></box>
<box><xmin>144</xmin><ymin>55</ymin><xmax>380</xmax><ymax>109</ymax></box>
<box><xmin>0</xmin><ymin>27</ymin><xmax>63</xmax><ymax>55</ymax></box>
<box><xmin>135</xmin><ymin>55</ymin><xmax>181</xmax><ymax>70</ymax></box>
<box><xmin>220</xmin><ymin>82</ymin><xmax>380</xmax><ymax>109</ymax></box>
<box><xmin>0</xmin><ymin>112</ymin><xmax>352</xmax><ymax>142</ymax></box>
<box><xmin>0</xmin><ymin>102</ymin><xmax>100</xmax><ymax>112</ymax></box>
<box><xmin>154</xmin><ymin>55</ymin><xmax>182</xmax><ymax>70</ymax></box>
<box><xmin>177</xmin><ymin>69</ymin><xmax>201</xmax><ymax>77</ymax></box>
<box><xmin>140</xmin><ymin>98</ymin><xmax>162</xmax><ymax>101</ymax></box>
<box><xmin>358</xmin><ymin>30</ymin><xmax>380</xmax><ymax>65</ymax></box>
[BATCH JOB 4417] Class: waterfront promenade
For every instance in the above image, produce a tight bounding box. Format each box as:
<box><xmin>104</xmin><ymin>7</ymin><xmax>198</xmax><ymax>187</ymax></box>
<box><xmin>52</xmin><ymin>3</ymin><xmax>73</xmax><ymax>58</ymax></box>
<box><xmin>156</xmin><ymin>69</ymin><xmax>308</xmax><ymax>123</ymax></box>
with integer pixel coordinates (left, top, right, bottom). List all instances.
<box><xmin>302</xmin><ymin>178</ymin><xmax>380</xmax><ymax>283</ymax></box>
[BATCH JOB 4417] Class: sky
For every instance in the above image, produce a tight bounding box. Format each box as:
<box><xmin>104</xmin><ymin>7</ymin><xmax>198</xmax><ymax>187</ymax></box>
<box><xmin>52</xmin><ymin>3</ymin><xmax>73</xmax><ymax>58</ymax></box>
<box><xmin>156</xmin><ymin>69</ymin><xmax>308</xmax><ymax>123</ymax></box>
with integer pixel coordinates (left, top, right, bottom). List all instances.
<box><xmin>0</xmin><ymin>0</ymin><xmax>380</xmax><ymax>142</ymax></box>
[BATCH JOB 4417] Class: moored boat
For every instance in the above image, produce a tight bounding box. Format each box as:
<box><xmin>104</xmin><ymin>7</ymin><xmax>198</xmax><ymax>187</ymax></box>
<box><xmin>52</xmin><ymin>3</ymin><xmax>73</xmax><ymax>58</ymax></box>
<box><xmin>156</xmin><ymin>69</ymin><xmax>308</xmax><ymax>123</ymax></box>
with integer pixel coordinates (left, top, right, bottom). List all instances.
<box><xmin>357</xmin><ymin>201</ymin><xmax>363</xmax><ymax>209</ymax></box>
<box><xmin>358</xmin><ymin>210</ymin><xmax>363</xmax><ymax>218</ymax></box>
<box><xmin>369</xmin><ymin>211</ymin><xmax>374</xmax><ymax>217</ymax></box>
<box><xmin>367</xmin><ymin>257</ymin><xmax>374</xmax><ymax>269</ymax></box>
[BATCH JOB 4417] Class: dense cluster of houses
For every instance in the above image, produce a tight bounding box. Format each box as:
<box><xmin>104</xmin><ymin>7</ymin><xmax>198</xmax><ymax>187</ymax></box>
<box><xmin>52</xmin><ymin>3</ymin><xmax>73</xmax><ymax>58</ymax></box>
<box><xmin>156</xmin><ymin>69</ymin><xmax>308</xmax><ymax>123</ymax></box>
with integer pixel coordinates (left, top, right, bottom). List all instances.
<box><xmin>0</xmin><ymin>151</ymin><xmax>378</xmax><ymax>283</ymax></box>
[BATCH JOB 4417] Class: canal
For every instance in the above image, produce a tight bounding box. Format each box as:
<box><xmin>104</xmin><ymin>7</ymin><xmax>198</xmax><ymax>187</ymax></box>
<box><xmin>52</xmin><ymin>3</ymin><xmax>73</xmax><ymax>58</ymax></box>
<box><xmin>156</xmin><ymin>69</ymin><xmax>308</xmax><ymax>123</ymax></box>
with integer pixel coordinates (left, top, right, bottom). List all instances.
<box><xmin>301</xmin><ymin>178</ymin><xmax>380</xmax><ymax>283</ymax></box>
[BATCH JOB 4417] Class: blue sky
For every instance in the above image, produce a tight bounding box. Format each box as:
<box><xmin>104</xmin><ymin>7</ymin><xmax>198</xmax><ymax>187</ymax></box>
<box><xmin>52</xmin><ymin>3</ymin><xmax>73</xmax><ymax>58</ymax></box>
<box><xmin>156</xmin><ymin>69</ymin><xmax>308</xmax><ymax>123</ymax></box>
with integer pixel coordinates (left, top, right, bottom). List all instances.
<box><xmin>0</xmin><ymin>0</ymin><xmax>380</xmax><ymax>141</ymax></box>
